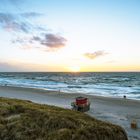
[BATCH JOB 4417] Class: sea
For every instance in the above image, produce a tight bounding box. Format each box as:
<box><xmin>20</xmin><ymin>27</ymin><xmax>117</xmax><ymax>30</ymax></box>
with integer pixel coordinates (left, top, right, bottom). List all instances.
<box><xmin>0</xmin><ymin>72</ymin><xmax>140</xmax><ymax>100</ymax></box>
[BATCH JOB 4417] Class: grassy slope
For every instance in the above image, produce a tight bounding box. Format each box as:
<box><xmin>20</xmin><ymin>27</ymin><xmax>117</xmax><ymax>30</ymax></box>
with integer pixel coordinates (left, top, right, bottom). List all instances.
<box><xmin>0</xmin><ymin>97</ymin><xmax>128</xmax><ymax>140</ymax></box>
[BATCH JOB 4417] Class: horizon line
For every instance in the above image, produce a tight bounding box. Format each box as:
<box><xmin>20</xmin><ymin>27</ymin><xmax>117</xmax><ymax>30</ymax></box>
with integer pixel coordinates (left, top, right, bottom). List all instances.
<box><xmin>0</xmin><ymin>71</ymin><xmax>140</xmax><ymax>73</ymax></box>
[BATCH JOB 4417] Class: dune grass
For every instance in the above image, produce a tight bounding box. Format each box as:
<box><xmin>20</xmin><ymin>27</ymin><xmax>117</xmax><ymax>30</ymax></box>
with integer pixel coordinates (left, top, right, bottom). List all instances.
<box><xmin>0</xmin><ymin>97</ymin><xmax>128</xmax><ymax>140</ymax></box>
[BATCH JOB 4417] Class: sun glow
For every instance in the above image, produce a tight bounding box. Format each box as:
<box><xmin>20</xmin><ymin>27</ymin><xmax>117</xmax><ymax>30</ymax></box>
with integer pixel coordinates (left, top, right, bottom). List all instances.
<box><xmin>69</xmin><ymin>66</ymin><xmax>80</xmax><ymax>72</ymax></box>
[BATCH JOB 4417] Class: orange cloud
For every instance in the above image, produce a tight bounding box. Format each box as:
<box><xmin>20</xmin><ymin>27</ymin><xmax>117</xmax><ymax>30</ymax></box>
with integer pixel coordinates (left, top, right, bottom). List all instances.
<box><xmin>84</xmin><ymin>51</ymin><xmax>106</xmax><ymax>59</ymax></box>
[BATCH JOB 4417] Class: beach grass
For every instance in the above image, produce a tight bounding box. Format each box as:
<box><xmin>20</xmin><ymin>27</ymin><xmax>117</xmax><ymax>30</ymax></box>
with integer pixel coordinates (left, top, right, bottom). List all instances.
<box><xmin>0</xmin><ymin>97</ymin><xmax>128</xmax><ymax>140</ymax></box>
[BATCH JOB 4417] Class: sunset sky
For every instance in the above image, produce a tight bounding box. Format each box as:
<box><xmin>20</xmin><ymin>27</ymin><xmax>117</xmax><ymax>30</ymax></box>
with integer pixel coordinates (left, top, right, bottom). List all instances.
<box><xmin>0</xmin><ymin>0</ymin><xmax>140</xmax><ymax>72</ymax></box>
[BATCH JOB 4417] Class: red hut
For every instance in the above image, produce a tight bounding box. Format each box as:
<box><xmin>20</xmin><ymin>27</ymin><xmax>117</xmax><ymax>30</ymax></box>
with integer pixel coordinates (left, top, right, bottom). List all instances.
<box><xmin>71</xmin><ymin>96</ymin><xmax>90</xmax><ymax>112</ymax></box>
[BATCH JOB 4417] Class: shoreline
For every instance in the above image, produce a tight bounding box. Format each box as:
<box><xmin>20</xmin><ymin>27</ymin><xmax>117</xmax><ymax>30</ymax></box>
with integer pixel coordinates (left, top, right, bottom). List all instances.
<box><xmin>0</xmin><ymin>85</ymin><xmax>140</xmax><ymax>139</ymax></box>
<box><xmin>1</xmin><ymin>85</ymin><xmax>140</xmax><ymax>102</ymax></box>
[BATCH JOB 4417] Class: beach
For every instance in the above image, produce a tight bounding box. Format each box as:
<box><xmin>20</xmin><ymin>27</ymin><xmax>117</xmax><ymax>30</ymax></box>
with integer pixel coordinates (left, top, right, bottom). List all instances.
<box><xmin>0</xmin><ymin>86</ymin><xmax>140</xmax><ymax>140</ymax></box>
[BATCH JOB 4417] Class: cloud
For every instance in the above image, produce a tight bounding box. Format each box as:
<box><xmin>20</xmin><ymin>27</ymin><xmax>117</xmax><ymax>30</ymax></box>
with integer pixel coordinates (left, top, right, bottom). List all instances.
<box><xmin>6</xmin><ymin>21</ymin><xmax>29</xmax><ymax>33</ymax></box>
<box><xmin>84</xmin><ymin>51</ymin><xmax>106</xmax><ymax>59</ymax></box>
<box><xmin>0</xmin><ymin>61</ymin><xmax>39</xmax><ymax>72</ymax></box>
<box><xmin>0</xmin><ymin>13</ymin><xmax>15</xmax><ymax>25</ymax></box>
<box><xmin>0</xmin><ymin>13</ymin><xmax>30</xmax><ymax>33</ymax></box>
<box><xmin>21</xmin><ymin>12</ymin><xmax>42</xmax><ymax>18</ymax></box>
<box><xmin>12</xmin><ymin>33</ymin><xmax>67</xmax><ymax>51</ymax></box>
<box><xmin>32</xmin><ymin>33</ymin><xmax>67</xmax><ymax>49</ymax></box>
<box><xmin>0</xmin><ymin>12</ymin><xmax>67</xmax><ymax>51</ymax></box>
<box><xmin>0</xmin><ymin>61</ymin><xmax>59</xmax><ymax>72</ymax></box>
<box><xmin>0</xmin><ymin>62</ymin><xmax>22</xmax><ymax>72</ymax></box>
<box><xmin>8</xmin><ymin>0</ymin><xmax>25</xmax><ymax>6</ymax></box>
<box><xmin>0</xmin><ymin>12</ymin><xmax>42</xmax><ymax>33</ymax></box>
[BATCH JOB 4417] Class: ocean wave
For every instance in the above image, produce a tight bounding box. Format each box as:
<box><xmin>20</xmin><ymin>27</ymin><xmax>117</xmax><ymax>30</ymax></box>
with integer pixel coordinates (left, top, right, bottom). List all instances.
<box><xmin>0</xmin><ymin>72</ymin><xmax>140</xmax><ymax>100</ymax></box>
<box><xmin>67</xmin><ymin>85</ymin><xmax>82</xmax><ymax>88</ymax></box>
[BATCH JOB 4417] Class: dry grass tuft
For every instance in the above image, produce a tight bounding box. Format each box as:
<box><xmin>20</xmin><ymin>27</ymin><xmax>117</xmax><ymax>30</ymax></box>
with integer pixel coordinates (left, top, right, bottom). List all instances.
<box><xmin>0</xmin><ymin>97</ymin><xmax>128</xmax><ymax>140</ymax></box>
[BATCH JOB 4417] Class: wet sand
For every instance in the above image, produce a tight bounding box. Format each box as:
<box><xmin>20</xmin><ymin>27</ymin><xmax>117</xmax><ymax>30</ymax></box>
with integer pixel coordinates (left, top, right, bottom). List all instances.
<box><xmin>0</xmin><ymin>86</ymin><xmax>140</xmax><ymax>140</ymax></box>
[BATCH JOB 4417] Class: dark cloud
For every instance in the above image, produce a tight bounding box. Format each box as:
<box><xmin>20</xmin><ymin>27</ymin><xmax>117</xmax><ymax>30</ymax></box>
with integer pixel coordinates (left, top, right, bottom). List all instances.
<box><xmin>21</xmin><ymin>12</ymin><xmax>42</xmax><ymax>18</ymax></box>
<box><xmin>32</xmin><ymin>33</ymin><xmax>67</xmax><ymax>49</ymax></box>
<box><xmin>43</xmin><ymin>34</ymin><xmax>67</xmax><ymax>48</ymax></box>
<box><xmin>0</xmin><ymin>13</ymin><xmax>30</xmax><ymax>33</ymax></box>
<box><xmin>0</xmin><ymin>13</ymin><xmax>15</xmax><ymax>23</ymax></box>
<box><xmin>84</xmin><ymin>51</ymin><xmax>106</xmax><ymax>59</ymax></box>
<box><xmin>12</xmin><ymin>33</ymin><xmax>67</xmax><ymax>50</ymax></box>
<box><xmin>6</xmin><ymin>21</ymin><xmax>29</xmax><ymax>33</ymax></box>
<box><xmin>32</xmin><ymin>36</ymin><xmax>41</xmax><ymax>42</ymax></box>
<box><xmin>0</xmin><ymin>12</ymin><xmax>45</xmax><ymax>33</ymax></box>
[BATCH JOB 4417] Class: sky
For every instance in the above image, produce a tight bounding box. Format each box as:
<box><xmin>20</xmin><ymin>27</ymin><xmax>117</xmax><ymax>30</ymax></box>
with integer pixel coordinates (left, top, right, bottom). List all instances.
<box><xmin>0</xmin><ymin>0</ymin><xmax>140</xmax><ymax>72</ymax></box>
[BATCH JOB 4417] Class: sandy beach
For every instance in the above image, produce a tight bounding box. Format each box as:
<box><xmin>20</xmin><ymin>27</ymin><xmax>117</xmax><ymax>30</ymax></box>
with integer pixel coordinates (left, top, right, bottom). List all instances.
<box><xmin>0</xmin><ymin>86</ymin><xmax>140</xmax><ymax>140</ymax></box>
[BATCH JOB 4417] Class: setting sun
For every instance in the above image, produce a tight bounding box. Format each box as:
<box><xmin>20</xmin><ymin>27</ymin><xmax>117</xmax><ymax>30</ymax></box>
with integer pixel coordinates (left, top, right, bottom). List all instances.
<box><xmin>69</xmin><ymin>66</ymin><xmax>80</xmax><ymax>72</ymax></box>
